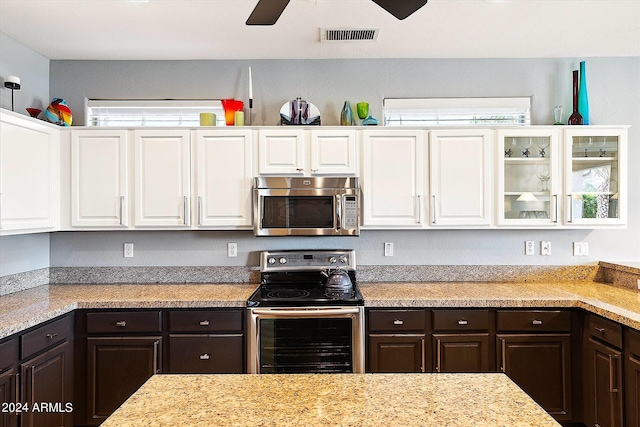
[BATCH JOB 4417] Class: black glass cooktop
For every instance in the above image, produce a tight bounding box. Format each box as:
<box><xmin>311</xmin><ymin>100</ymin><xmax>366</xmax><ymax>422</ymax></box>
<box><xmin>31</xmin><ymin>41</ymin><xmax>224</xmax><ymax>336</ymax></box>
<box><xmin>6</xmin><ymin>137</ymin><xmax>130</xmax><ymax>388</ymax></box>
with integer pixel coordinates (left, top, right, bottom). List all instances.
<box><xmin>246</xmin><ymin>280</ymin><xmax>364</xmax><ymax>307</ymax></box>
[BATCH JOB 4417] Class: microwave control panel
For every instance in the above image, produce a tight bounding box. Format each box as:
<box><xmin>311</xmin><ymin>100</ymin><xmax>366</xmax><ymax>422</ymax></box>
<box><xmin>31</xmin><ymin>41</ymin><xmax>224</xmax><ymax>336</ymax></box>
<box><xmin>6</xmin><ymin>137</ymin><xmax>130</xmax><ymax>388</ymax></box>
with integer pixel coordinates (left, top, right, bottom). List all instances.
<box><xmin>343</xmin><ymin>196</ymin><xmax>358</xmax><ymax>229</ymax></box>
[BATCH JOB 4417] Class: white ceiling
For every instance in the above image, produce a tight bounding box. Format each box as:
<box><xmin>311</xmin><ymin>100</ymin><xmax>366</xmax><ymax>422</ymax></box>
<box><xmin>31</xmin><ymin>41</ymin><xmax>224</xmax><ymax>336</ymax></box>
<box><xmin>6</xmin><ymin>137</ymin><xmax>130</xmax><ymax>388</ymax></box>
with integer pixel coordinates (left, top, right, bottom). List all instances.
<box><xmin>1</xmin><ymin>0</ymin><xmax>639</xmax><ymax>60</ymax></box>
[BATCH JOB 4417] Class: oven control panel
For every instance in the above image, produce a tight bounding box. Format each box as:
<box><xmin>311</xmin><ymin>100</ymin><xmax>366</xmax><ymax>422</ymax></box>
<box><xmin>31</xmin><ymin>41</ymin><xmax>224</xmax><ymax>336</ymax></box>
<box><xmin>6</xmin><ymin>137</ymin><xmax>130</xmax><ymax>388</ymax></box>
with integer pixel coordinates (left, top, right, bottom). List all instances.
<box><xmin>261</xmin><ymin>250</ymin><xmax>356</xmax><ymax>272</ymax></box>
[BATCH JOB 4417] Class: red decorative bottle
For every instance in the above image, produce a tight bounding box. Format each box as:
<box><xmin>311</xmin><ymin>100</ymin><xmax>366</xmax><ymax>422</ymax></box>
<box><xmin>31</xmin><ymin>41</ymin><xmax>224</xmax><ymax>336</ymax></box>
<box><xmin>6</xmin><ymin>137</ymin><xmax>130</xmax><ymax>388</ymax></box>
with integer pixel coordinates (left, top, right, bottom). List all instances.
<box><xmin>568</xmin><ymin>70</ymin><xmax>583</xmax><ymax>125</ymax></box>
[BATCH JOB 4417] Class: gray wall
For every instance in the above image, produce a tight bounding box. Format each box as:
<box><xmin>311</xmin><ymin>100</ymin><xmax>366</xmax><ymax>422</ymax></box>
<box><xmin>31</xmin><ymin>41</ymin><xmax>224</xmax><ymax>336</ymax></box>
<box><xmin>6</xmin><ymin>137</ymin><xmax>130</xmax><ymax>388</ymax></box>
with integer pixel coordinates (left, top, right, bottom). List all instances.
<box><xmin>0</xmin><ymin>32</ymin><xmax>51</xmax><ymax>277</ymax></box>
<box><xmin>42</xmin><ymin>57</ymin><xmax>640</xmax><ymax>267</ymax></box>
<box><xmin>0</xmin><ymin>32</ymin><xmax>49</xmax><ymax>113</ymax></box>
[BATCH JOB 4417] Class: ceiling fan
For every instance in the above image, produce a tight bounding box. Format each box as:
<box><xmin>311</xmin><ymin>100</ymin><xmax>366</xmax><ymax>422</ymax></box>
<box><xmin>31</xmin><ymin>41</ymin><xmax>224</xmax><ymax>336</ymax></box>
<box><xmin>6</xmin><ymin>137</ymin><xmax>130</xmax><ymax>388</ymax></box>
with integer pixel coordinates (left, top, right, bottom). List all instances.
<box><xmin>246</xmin><ymin>0</ymin><xmax>428</xmax><ymax>26</ymax></box>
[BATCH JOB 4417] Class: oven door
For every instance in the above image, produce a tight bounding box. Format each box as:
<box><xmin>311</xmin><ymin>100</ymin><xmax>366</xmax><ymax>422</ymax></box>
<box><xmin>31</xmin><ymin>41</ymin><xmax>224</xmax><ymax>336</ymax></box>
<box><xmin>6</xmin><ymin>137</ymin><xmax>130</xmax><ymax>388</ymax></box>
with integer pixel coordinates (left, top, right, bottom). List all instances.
<box><xmin>247</xmin><ymin>307</ymin><xmax>364</xmax><ymax>374</ymax></box>
<box><xmin>253</xmin><ymin>188</ymin><xmax>359</xmax><ymax>236</ymax></box>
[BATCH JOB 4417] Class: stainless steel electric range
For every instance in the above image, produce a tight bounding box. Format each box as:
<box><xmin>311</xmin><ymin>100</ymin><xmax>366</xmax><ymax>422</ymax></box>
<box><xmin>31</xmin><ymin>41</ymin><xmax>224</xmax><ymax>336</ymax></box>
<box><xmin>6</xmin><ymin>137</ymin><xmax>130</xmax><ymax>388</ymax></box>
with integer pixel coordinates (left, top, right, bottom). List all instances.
<box><xmin>246</xmin><ymin>250</ymin><xmax>365</xmax><ymax>374</ymax></box>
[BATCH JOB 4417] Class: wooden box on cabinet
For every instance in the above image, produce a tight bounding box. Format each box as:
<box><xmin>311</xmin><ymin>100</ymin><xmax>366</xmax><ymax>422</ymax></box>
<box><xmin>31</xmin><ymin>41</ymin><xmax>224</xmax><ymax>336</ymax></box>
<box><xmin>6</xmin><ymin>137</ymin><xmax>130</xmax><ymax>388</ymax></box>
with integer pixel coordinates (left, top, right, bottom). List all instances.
<box><xmin>497</xmin><ymin>310</ymin><xmax>572</xmax><ymax>421</ymax></box>
<box><xmin>367</xmin><ymin>309</ymin><xmax>427</xmax><ymax>373</ymax></box>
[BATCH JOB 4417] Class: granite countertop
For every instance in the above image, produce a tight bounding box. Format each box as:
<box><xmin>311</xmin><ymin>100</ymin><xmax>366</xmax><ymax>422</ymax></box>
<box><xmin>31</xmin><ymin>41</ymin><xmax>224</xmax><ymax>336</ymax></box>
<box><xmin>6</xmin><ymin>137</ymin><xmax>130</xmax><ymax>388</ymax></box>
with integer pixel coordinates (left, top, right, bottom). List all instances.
<box><xmin>3</xmin><ymin>279</ymin><xmax>640</xmax><ymax>340</ymax></box>
<box><xmin>100</xmin><ymin>373</ymin><xmax>559</xmax><ymax>427</ymax></box>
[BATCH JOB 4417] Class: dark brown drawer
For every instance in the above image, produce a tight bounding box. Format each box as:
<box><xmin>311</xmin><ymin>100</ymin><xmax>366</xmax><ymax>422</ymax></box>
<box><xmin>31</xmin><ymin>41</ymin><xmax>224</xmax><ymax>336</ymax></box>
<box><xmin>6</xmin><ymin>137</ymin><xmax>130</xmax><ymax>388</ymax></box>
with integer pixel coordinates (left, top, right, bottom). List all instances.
<box><xmin>368</xmin><ymin>309</ymin><xmax>426</xmax><ymax>332</ymax></box>
<box><xmin>168</xmin><ymin>334</ymin><xmax>244</xmax><ymax>373</ymax></box>
<box><xmin>626</xmin><ymin>328</ymin><xmax>640</xmax><ymax>357</ymax></box>
<box><xmin>169</xmin><ymin>310</ymin><xmax>243</xmax><ymax>333</ymax></box>
<box><xmin>0</xmin><ymin>338</ymin><xmax>17</xmax><ymax>371</ymax></box>
<box><xmin>497</xmin><ymin>310</ymin><xmax>571</xmax><ymax>332</ymax></box>
<box><xmin>432</xmin><ymin>309</ymin><xmax>490</xmax><ymax>331</ymax></box>
<box><xmin>87</xmin><ymin>311</ymin><xmax>162</xmax><ymax>334</ymax></box>
<box><xmin>587</xmin><ymin>314</ymin><xmax>622</xmax><ymax>349</ymax></box>
<box><xmin>21</xmin><ymin>315</ymin><xmax>71</xmax><ymax>359</ymax></box>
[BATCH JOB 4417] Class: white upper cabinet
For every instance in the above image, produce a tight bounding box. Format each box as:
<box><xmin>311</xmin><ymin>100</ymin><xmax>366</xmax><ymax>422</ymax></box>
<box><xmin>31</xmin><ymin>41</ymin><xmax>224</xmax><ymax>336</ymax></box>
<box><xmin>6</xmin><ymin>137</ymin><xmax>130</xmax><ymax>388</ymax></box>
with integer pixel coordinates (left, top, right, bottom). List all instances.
<box><xmin>193</xmin><ymin>129</ymin><xmax>253</xmax><ymax>228</ymax></box>
<box><xmin>133</xmin><ymin>130</ymin><xmax>191</xmax><ymax>227</ymax></box>
<box><xmin>563</xmin><ymin>127</ymin><xmax>627</xmax><ymax>227</ymax></box>
<box><xmin>429</xmin><ymin>129</ymin><xmax>494</xmax><ymax>227</ymax></box>
<box><xmin>70</xmin><ymin>129</ymin><xmax>129</xmax><ymax>228</ymax></box>
<box><xmin>258</xmin><ymin>128</ymin><xmax>357</xmax><ymax>176</ymax></box>
<box><xmin>496</xmin><ymin>128</ymin><xmax>561</xmax><ymax>227</ymax></box>
<box><xmin>361</xmin><ymin>129</ymin><xmax>425</xmax><ymax>227</ymax></box>
<box><xmin>0</xmin><ymin>111</ymin><xmax>59</xmax><ymax>234</ymax></box>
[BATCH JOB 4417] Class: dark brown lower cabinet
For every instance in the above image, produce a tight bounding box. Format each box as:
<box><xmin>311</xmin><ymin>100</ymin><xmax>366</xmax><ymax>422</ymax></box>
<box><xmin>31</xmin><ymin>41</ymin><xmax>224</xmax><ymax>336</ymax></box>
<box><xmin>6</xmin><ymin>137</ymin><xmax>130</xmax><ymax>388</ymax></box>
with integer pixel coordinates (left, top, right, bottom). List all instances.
<box><xmin>86</xmin><ymin>336</ymin><xmax>161</xmax><ymax>425</ymax></box>
<box><xmin>584</xmin><ymin>337</ymin><xmax>623</xmax><ymax>427</ymax></box>
<box><xmin>20</xmin><ymin>340</ymin><xmax>74</xmax><ymax>427</ymax></box>
<box><xmin>168</xmin><ymin>334</ymin><xmax>244</xmax><ymax>373</ymax></box>
<box><xmin>433</xmin><ymin>333</ymin><xmax>490</xmax><ymax>373</ymax></box>
<box><xmin>497</xmin><ymin>334</ymin><xmax>572</xmax><ymax>421</ymax></box>
<box><xmin>0</xmin><ymin>368</ymin><xmax>18</xmax><ymax>427</ymax></box>
<box><xmin>368</xmin><ymin>334</ymin><xmax>425</xmax><ymax>373</ymax></box>
<box><xmin>626</xmin><ymin>328</ymin><xmax>640</xmax><ymax>427</ymax></box>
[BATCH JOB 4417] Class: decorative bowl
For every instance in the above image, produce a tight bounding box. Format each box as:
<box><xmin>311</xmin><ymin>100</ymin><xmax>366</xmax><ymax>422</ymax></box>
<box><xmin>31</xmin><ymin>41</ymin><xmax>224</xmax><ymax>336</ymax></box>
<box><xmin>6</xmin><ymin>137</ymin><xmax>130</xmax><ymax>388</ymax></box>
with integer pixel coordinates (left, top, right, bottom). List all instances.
<box><xmin>26</xmin><ymin>108</ymin><xmax>42</xmax><ymax>118</ymax></box>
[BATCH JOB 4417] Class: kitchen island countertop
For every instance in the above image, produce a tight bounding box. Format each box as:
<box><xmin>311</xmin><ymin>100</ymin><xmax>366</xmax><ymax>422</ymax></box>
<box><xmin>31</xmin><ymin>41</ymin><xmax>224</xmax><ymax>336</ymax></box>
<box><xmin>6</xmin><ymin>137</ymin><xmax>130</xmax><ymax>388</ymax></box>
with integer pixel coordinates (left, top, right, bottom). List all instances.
<box><xmin>100</xmin><ymin>373</ymin><xmax>559</xmax><ymax>427</ymax></box>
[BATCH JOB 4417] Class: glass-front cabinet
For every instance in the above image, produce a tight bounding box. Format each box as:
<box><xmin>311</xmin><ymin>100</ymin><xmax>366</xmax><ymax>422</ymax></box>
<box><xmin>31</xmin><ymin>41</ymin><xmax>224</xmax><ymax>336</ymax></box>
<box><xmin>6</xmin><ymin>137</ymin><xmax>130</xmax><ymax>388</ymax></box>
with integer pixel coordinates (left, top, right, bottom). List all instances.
<box><xmin>564</xmin><ymin>127</ymin><xmax>627</xmax><ymax>226</ymax></box>
<box><xmin>497</xmin><ymin>129</ymin><xmax>561</xmax><ymax>226</ymax></box>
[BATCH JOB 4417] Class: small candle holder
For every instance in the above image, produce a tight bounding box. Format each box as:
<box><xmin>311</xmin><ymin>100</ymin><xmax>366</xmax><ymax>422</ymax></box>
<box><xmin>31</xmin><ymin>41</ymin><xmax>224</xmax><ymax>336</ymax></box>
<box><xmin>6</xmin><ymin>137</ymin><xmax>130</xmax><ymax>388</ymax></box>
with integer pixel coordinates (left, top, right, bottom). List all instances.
<box><xmin>4</xmin><ymin>76</ymin><xmax>21</xmax><ymax>112</ymax></box>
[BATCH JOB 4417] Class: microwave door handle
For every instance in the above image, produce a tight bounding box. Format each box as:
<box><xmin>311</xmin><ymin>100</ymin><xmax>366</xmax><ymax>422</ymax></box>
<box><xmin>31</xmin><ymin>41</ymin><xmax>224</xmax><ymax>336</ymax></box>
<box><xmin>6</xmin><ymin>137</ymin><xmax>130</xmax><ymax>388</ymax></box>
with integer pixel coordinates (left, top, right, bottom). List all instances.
<box><xmin>336</xmin><ymin>194</ymin><xmax>342</xmax><ymax>230</ymax></box>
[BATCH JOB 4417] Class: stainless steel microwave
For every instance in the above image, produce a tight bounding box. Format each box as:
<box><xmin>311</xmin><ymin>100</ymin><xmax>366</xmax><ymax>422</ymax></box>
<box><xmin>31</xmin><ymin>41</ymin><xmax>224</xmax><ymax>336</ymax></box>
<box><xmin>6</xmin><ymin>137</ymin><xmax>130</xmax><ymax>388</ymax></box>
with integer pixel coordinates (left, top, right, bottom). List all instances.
<box><xmin>252</xmin><ymin>177</ymin><xmax>360</xmax><ymax>236</ymax></box>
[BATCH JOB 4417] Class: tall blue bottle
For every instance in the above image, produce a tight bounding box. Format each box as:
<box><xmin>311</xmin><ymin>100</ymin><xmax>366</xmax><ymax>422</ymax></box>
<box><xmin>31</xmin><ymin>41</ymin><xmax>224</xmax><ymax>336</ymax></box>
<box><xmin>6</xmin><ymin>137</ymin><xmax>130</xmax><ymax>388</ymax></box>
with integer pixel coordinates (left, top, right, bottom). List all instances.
<box><xmin>578</xmin><ymin>61</ymin><xmax>589</xmax><ymax>125</ymax></box>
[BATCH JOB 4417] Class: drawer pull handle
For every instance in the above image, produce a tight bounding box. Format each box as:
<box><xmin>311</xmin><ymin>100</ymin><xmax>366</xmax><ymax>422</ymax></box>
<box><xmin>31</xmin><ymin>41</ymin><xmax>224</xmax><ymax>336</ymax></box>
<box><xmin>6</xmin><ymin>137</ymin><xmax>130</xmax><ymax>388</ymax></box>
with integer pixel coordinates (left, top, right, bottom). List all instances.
<box><xmin>595</xmin><ymin>327</ymin><xmax>606</xmax><ymax>334</ymax></box>
<box><xmin>532</xmin><ymin>320</ymin><xmax>543</xmax><ymax>326</ymax></box>
<box><xmin>200</xmin><ymin>353</ymin><xmax>210</xmax><ymax>360</ymax></box>
<box><xmin>457</xmin><ymin>320</ymin><xmax>468</xmax><ymax>326</ymax></box>
<box><xmin>46</xmin><ymin>333</ymin><xmax>58</xmax><ymax>339</ymax></box>
<box><xmin>115</xmin><ymin>321</ymin><xmax>127</xmax><ymax>327</ymax></box>
<box><xmin>199</xmin><ymin>320</ymin><xmax>210</xmax><ymax>326</ymax></box>
<box><xmin>393</xmin><ymin>320</ymin><xmax>404</xmax><ymax>325</ymax></box>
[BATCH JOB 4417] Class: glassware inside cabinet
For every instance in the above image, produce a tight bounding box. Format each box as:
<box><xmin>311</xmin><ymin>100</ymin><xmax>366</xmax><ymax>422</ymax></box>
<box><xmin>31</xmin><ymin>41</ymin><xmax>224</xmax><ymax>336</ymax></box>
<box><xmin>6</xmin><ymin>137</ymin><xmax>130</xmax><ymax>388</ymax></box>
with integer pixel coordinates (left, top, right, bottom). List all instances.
<box><xmin>570</xmin><ymin>135</ymin><xmax>619</xmax><ymax>220</ymax></box>
<box><xmin>503</xmin><ymin>136</ymin><xmax>553</xmax><ymax>220</ymax></box>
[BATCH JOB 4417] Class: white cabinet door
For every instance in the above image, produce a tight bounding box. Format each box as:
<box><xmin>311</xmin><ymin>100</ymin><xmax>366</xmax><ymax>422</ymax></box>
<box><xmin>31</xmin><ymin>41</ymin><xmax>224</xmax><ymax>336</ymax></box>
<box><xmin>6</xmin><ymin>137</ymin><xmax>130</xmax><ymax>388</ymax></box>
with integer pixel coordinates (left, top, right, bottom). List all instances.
<box><xmin>563</xmin><ymin>127</ymin><xmax>627</xmax><ymax>227</ymax></box>
<box><xmin>362</xmin><ymin>130</ymin><xmax>425</xmax><ymax>227</ymax></box>
<box><xmin>70</xmin><ymin>130</ymin><xmax>128</xmax><ymax>227</ymax></box>
<box><xmin>429</xmin><ymin>130</ymin><xmax>494</xmax><ymax>227</ymax></box>
<box><xmin>496</xmin><ymin>128</ymin><xmax>561</xmax><ymax>227</ymax></box>
<box><xmin>310</xmin><ymin>129</ymin><xmax>357</xmax><ymax>175</ymax></box>
<box><xmin>0</xmin><ymin>111</ymin><xmax>59</xmax><ymax>233</ymax></box>
<box><xmin>258</xmin><ymin>129</ymin><xmax>305</xmax><ymax>175</ymax></box>
<box><xmin>194</xmin><ymin>129</ymin><xmax>253</xmax><ymax>228</ymax></box>
<box><xmin>134</xmin><ymin>130</ymin><xmax>191</xmax><ymax>227</ymax></box>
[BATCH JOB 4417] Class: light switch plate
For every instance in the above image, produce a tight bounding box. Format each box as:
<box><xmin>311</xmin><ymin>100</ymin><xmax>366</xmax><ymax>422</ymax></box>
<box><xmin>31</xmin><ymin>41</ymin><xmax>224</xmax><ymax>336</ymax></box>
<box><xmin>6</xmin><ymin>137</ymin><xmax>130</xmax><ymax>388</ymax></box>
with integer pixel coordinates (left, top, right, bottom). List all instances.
<box><xmin>384</xmin><ymin>242</ymin><xmax>394</xmax><ymax>257</ymax></box>
<box><xmin>541</xmin><ymin>241</ymin><xmax>551</xmax><ymax>256</ymax></box>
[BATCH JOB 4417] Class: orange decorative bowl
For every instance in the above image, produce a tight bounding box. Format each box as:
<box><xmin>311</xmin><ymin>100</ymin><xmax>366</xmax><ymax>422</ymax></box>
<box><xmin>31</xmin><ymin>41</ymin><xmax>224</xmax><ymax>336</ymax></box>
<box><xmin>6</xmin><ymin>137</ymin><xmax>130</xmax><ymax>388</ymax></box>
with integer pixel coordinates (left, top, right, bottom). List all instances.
<box><xmin>221</xmin><ymin>99</ymin><xmax>244</xmax><ymax>125</ymax></box>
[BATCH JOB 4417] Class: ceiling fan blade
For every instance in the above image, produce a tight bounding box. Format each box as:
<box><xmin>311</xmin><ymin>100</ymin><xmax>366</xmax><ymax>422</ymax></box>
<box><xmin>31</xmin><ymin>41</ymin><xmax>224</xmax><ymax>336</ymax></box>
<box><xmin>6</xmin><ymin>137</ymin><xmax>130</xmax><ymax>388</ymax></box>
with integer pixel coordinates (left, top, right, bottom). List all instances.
<box><xmin>246</xmin><ymin>0</ymin><xmax>291</xmax><ymax>26</ymax></box>
<box><xmin>371</xmin><ymin>0</ymin><xmax>428</xmax><ymax>20</ymax></box>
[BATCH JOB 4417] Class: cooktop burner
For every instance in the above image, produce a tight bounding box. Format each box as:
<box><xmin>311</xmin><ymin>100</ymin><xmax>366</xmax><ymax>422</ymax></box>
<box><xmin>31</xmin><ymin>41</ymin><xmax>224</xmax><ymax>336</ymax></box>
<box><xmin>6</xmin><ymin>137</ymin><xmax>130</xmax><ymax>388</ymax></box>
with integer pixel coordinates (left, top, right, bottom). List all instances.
<box><xmin>246</xmin><ymin>250</ymin><xmax>364</xmax><ymax>308</ymax></box>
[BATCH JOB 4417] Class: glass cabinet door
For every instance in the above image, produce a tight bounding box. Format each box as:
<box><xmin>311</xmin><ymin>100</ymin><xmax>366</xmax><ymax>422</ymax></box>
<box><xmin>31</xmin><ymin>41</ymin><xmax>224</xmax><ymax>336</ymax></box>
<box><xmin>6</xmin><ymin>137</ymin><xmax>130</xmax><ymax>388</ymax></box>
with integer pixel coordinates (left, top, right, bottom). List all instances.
<box><xmin>564</xmin><ymin>128</ymin><xmax>627</xmax><ymax>225</ymax></box>
<box><xmin>497</xmin><ymin>129</ymin><xmax>560</xmax><ymax>226</ymax></box>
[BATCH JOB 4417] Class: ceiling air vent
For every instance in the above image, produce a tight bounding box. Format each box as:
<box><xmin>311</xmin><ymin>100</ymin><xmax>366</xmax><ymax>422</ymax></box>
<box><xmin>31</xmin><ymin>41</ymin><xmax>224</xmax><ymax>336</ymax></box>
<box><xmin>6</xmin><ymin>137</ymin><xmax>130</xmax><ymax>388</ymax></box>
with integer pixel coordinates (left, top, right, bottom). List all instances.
<box><xmin>321</xmin><ymin>28</ymin><xmax>380</xmax><ymax>42</ymax></box>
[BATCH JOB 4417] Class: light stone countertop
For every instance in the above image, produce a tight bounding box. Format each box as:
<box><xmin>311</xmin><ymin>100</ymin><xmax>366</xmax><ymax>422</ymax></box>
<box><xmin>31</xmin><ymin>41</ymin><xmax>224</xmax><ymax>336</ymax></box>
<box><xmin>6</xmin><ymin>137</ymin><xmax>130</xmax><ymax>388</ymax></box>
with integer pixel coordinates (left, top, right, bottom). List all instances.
<box><xmin>3</xmin><ymin>279</ymin><xmax>640</xmax><ymax>339</ymax></box>
<box><xmin>100</xmin><ymin>373</ymin><xmax>559</xmax><ymax>427</ymax></box>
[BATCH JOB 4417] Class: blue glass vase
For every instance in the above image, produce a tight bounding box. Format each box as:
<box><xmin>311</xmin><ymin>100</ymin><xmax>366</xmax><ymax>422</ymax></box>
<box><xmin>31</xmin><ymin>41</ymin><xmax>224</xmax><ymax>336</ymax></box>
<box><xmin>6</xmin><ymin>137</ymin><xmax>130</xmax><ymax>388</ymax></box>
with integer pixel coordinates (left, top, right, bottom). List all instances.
<box><xmin>578</xmin><ymin>61</ymin><xmax>589</xmax><ymax>125</ymax></box>
<box><xmin>340</xmin><ymin>101</ymin><xmax>355</xmax><ymax>126</ymax></box>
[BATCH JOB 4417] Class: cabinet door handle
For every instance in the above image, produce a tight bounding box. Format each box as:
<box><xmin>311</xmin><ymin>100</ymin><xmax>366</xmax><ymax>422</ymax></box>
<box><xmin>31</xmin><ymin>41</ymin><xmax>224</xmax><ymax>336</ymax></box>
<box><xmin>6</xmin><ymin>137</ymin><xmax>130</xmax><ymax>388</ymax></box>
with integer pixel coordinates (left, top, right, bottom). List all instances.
<box><xmin>198</xmin><ymin>196</ymin><xmax>203</xmax><ymax>226</ymax></box>
<box><xmin>199</xmin><ymin>320</ymin><xmax>210</xmax><ymax>326</ymax></box>
<box><xmin>417</xmin><ymin>195</ymin><xmax>422</xmax><ymax>224</ymax></box>
<box><xmin>46</xmin><ymin>333</ymin><xmax>58</xmax><ymax>339</ymax></box>
<box><xmin>457</xmin><ymin>320</ymin><xmax>468</xmax><ymax>326</ymax></box>
<box><xmin>421</xmin><ymin>337</ymin><xmax>426</xmax><ymax>373</ymax></box>
<box><xmin>609</xmin><ymin>354</ymin><xmax>619</xmax><ymax>393</ymax></box>
<box><xmin>311</xmin><ymin>169</ymin><xmax>318</xmax><ymax>173</ymax></box>
<box><xmin>567</xmin><ymin>194</ymin><xmax>574</xmax><ymax>223</ymax></box>
<box><xmin>499</xmin><ymin>339</ymin><xmax>506</xmax><ymax>372</ymax></box>
<box><xmin>14</xmin><ymin>372</ymin><xmax>20</xmax><ymax>406</ymax></box>
<box><xmin>115</xmin><ymin>320</ymin><xmax>127</xmax><ymax>327</ymax></box>
<box><xmin>183</xmin><ymin>196</ymin><xmax>189</xmax><ymax>226</ymax></box>
<box><xmin>153</xmin><ymin>340</ymin><xmax>160</xmax><ymax>373</ymax></box>
<box><xmin>594</xmin><ymin>327</ymin><xmax>606</xmax><ymax>334</ymax></box>
<box><xmin>393</xmin><ymin>320</ymin><xmax>404</xmax><ymax>325</ymax></box>
<box><xmin>120</xmin><ymin>196</ymin><xmax>125</xmax><ymax>226</ymax></box>
<box><xmin>553</xmin><ymin>194</ymin><xmax>558</xmax><ymax>223</ymax></box>
<box><xmin>30</xmin><ymin>366</ymin><xmax>36</xmax><ymax>405</ymax></box>
<box><xmin>296</xmin><ymin>168</ymin><xmax>304</xmax><ymax>172</ymax></box>
<box><xmin>435</xmin><ymin>338</ymin><xmax>441</xmax><ymax>373</ymax></box>
<box><xmin>431</xmin><ymin>195</ymin><xmax>437</xmax><ymax>224</ymax></box>
<box><xmin>199</xmin><ymin>353</ymin><xmax>211</xmax><ymax>361</ymax></box>
<box><xmin>532</xmin><ymin>320</ymin><xmax>543</xmax><ymax>326</ymax></box>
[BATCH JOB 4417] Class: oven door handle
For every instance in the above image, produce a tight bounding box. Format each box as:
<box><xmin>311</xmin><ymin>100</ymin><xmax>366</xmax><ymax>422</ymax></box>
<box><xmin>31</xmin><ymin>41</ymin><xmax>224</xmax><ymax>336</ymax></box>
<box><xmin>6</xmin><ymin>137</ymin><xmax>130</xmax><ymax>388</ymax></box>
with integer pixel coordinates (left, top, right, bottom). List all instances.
<box><xmin>251</xmin><ymin>307</ymin><xmax>361</xmax><ymax>317</ymax></box>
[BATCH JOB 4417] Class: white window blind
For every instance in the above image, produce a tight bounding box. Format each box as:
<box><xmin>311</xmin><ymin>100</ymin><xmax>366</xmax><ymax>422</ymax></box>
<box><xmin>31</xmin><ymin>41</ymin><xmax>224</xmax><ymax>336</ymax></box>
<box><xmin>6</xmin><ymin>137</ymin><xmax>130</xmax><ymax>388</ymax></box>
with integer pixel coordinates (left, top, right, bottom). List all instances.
<box><xmin>86</xmin><ymin>99</ymin><xmax>225</xmax><ymax>127</ymax></box>
<box><xmin>383</xmin><ymin>97</ymin><xmax>531</xmax><ymax>126</ymax></box>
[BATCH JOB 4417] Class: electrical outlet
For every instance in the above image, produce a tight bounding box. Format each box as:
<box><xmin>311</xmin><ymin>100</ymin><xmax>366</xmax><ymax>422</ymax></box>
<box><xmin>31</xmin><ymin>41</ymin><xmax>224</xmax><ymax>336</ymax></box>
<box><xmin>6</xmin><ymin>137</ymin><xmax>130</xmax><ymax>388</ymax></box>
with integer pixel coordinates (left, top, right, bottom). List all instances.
<box><xmin>525</xmin><ymin>241</ymin><xmax>535</xmax><ymax>255</ymax></box>
<box><xmin>228</xmin><ymin>242</ymin><xmax>238</xmax><ymax>258</ymax></box>
<box><xmin>384</xmin><ymin>242</ymin><xmax>394</xmax><ymax>257</ymax></box>
<box><xmin>541</xmin><ymin>241</ymin><xmax>551</xmax><ymax>256</ymax></box>
<box><xmin>573</xmin><ymin>242</ymin><xmax>589</xmax><ymax>257</ymax></box>
<box><xmin>124</xmin><ymin>243</ymin><xmax>134</xmax><ymax>258</ymax></box>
